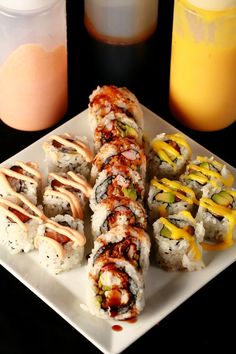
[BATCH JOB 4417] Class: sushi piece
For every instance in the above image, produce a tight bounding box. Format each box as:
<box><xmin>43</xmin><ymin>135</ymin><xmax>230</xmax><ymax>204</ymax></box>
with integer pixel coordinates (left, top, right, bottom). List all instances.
<box><xmin>91</xmin><ymin>196</ymin><xmax>147</xmax><ymax>238</ymax></box>
<box><xmin>94</xmin><ymin>111</ymin><xmax>143</xmax><ymax>151</ymax></box>
<box><xmin>149</xmin><ymin>133</ymin><xmax>192</xmax><ymax>179</ymax></box>
<box><xmin>153</xmin><ymin>210</ymin><xmax>205</xmax><ymax>271</ymax></box>
<box><xmin>89</xmin><ymin>164</ymin><xmax>145</xmax><ymax>211</ymax></box>
<box><xmin>148</xmin><ymin>177</ymin><xmax>198</xmax><ymax>220</ymax></box>
<box><xmin>0</xmin><ymin>198</ymin><xmax>43</xmax><ymax>254</ymax></box>
<box><xmin>0</xmin><ymin>161</ymin><xmax>42</xmax><ymax>205</ymax></box>
<box><xmin>196</xmin><ymin>188</ymin><xmax>236</xmax><ymax>250</ymax></box>
<box><xmin>43</xmin><ymin>133</ymin><xmax>93</xmax><ymax>177</ymax></box>
<box><xmin>89</xmin><ymin>225</ymin><xmax>151</xmax><ymax>274</ymax></box>
<box><xmin>91</xmin><ymin>138</ymin><xmax>146</xmax><ymax>183</ymax></box>
<box><xmin>87</xmin><ymin>257</ymin><xmax>145</xmax><ymax>320</ymax></box>
<box><xmin>43</xmin><ymin>188</ymin><xmax>84</xmax><ymax>220</ymax></box>
<box><xmin>34</xmin><ymin>214</ymin><xmax>85</xmax><ymax>274</ymax></box>
<box><xmin>43</xmin><ymin>171</ymin><xmax>92</xmax><ymax>215</ymax></box>
<box><xmin>88</xmin><ymin>85</ymin><xmax>144</xmax><ymax>133</ymax></box>
<box><xmin>180</xmin><ymin>155</ymin><xmax>234</xmax><ymax>199</ymax></box>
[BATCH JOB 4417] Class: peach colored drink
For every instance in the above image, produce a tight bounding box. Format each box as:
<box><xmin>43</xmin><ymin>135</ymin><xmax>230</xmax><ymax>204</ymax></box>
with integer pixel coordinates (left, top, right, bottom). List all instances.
<box><xmin>0</xmin><ymin>43</ymin><xmax>67</xmax><ymax>131</ymax></box>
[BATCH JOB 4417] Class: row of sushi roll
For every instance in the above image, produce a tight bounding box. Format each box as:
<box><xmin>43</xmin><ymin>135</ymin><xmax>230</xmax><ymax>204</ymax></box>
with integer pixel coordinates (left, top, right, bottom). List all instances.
<box><xmin>148</xmin><ymin>133</ymin><xmax>236</xmax><ymax>271</ymax></box>
<box><xmin>86</xmin><ymin>85</ymin><xmax>151</xmax><ymax>320</ymax></box>
<box><xmin>0</xmin><ymin>135</ymin><xmax>94</xmax><ymax>274</ymax></box>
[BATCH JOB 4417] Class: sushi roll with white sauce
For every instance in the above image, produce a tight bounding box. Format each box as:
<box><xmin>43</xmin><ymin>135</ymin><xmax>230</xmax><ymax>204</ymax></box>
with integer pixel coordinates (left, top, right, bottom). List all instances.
<box><xmin>89</xmin><ymin>225</ymin><xmax>151</xmax><ymax>275</ymax></box>
<box><xmin>90</xmin><ymin>164</ymin><xmax>145</xmax><ymax>211</ymax></box>
<box><xmin>149</xmin><ymin>133</ymin><xmax>192</xmax><ymax>180</ymax></box>
<box><xmin>34</xmin><ymin>215</ymin><xmax>85</xmax><ymax>274</ymax></box>
<box><xmin>88</xmin><ymin>85</ymin><xmax>144</xmax><ymax>133</ymax></box>
<box><xmin>148</xmin><ymin>177</ymin><xmax>198</xmax><ymax>220</ymax></box>
<box><xmin>91</xmin><ymin>138</ymin><xmax>146</xmax><ymax>184</ymax></box>
<box><xmin>43</xmin><ymin>171</ymin><xmax>92</xmax><ymax>215</ymax></box>
<box><xmin>87</xmin><ymin>258</ymin><xmax>145</xmax><ymax>320</ymax></box>
<box><xmin>94</xmin><ymin>111</ymin><xmax>143</xmax><ymax>151</ymax></box>
<box><xmin>153</xmin><ymin>210</ymin><xmax>205</xmax><ymax>271</ymax></box>
<box><xmin>180</xmin><ymin>155</ymin><xmax>234</xmax><ymax>199</ymax></box>
<box><xmin>91</xmin><ymin>196</ymin><xmax>147</xmax><ymax>238</ymax></box>
<box><xmin>0</xmin><ymin>161</ymin><xmax>42</xmax><ymax>205</ymax></box>
<box><xmin>43</xmin><ymin>133</ymin><xmax>93</xmax><ymax>178</ymax></box>
<box><xmin>0</xmin><ymin>198</ymin><xmax>43</xmax><ymax>254</ymax></box>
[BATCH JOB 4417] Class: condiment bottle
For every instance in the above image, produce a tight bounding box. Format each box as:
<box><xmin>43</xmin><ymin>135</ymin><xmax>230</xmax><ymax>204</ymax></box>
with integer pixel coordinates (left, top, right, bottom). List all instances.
<box><xmin>0</xmin><ymin>0</ymin><xmax>67</xmax><ymax>131</ymax></box>
<box><xmin>84</xmin><ymin>0</ymin><xmax>159</xmax><ymax>45</ymax></box>
<box><xmin>169</xmin><ymin>0</ymin><xmax>236</xmax><ymax>131</ymax></box>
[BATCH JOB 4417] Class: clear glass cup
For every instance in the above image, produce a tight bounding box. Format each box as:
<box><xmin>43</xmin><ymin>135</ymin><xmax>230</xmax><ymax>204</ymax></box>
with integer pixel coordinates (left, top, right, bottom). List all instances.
<box><xmin>84</xmin><ymin>0</ymin><xmax>159</xmax><ymax>45</ymax></box>
<box><xmin>169</xmin><ymin>0</ymin><xmax>236</xmax><ymax>131</ymax></box>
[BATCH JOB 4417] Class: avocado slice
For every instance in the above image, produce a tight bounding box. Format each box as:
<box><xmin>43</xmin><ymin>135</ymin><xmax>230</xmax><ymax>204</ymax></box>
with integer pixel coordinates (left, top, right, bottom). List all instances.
<box><xmin>199</xmin><ymin>162</ymin><xmax>209</xmax><ymax>169</ymax></box>
<box><xmin>125</xmin><ymin>125</ymin><xmax>138</xmax><ymax>139</ymax></box>
<box><xmin>155</xmin><ymin>192</ymin><xmax>175</xmax><ymax>203</ymax></box>
<box><xmin>122</xmin><ymin>186</ymin><xmax>137</xmax><ymax>201</ymax></box>
<box><xmin>160</xmin><ymin>226</ymin><xmax>172</xmax><ymax>238</ymax></box>
<box><xmin>212</xmin><ymin>191</ymin><xmax>233</xmax><ymax>206</ymax></box>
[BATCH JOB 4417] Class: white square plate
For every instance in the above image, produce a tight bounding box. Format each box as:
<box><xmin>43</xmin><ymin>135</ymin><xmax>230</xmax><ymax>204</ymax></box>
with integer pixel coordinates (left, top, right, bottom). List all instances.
<box><xmin>0</xmin><ymin>106</ymin><xmax>236</xmax><ymax>354</ymax></box>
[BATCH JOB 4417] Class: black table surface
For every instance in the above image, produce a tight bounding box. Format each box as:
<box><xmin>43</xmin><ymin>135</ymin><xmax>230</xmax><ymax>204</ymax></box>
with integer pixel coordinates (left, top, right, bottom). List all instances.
<box><xmin>1</xmin><ymin>2</ymin><xmax>236</xmax><ymax>353</ymax></box>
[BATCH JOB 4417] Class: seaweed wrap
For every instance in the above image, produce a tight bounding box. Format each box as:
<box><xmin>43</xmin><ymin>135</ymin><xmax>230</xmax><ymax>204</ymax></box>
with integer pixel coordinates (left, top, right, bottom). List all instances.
<box><xmin>91</xmin><ymin>196</ymin><xmax>147</xmax><ymax>238</ymax></box>
<box><xmin>91</xmin><ymin>138</ymin><xmax>146</xmax><ymax>183</ymax></box>
<box><xmin>90</xmin><ymin>164</ymin><xmax>145</xmax><ymax>211</ymax></box>
<box><xmin>153</xmin><ymin>211</ymin><xmax>205</xmax><ymax>271</ymax></box>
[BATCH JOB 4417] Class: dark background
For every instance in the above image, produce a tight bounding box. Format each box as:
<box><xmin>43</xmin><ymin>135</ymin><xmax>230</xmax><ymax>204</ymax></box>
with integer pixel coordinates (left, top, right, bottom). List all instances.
<box><xmin>0</xmin><ymin>1</ymin><xmax>236</xmax><ymax>353</ymax></box>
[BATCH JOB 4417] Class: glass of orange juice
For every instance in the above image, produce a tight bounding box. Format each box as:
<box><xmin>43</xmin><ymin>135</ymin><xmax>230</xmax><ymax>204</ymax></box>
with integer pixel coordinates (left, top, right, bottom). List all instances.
<box><xmin>169</xmin><ymin>0</ymin><xmax>236</xmax><ymax>131</ymax></box>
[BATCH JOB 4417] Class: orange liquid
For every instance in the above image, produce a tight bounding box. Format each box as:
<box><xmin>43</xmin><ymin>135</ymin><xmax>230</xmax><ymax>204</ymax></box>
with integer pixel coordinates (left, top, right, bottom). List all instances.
<box><xmin>0</xmin><ymin>44</ymin><xmax>67</xmax><ymax>131</ymax></box>
<box><xmin>170</xmin><ymin>3</ymin><xmax>236</xmax><ymax>131</ymax></box>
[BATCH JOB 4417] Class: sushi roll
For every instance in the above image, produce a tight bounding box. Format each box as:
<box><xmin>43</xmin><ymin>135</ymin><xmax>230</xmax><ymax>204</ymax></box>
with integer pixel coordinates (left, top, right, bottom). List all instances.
<box><xmin>87</xmin><ymin>258</ymin><xmax>145</xmax><ymax>320</ymax></box>
<box><xmin>149</xmin><ymin>133</ymin><xmax>192</xmax><ymax>179</ymax></box>
<box><xmin>94</xmin><ymin>111</ymin><xmax>143</xmax><ymax>151</ymax></box>
<box><xmin>180</xmin><ymin>155</ymin><xmax>234</xmax><ymax>199</ymax></box>
<box><xmin>0</xmin><ymin>161</ymin><xmax>42</xmax><ymax>205</ymax></box>
<box><xmin>89</xmin><ymin>164</ymin><xmax>145</xmax><ymax>211</ymax></box>
<box><xmin>88</xmin><ymin>85</ymin><xmax>144</xmax><ymax>133</ymax></box>
<box><xmin>91</xmin><ymin>196</ymin><xmax>147</xmax><ymax>238</ymax></box>
<box><xmin>89</xmin><ymin>225</ymin><xmax>151</xmax><ymax>274</ymax></box>
<box><xmin>43</xmin><ymin>133</ymin><xmax>93</xmax><ymax>177</ymax></box>
<box><xmin>43</xmin><ymin>171</ymin><xmax>92</xmax><ymax>213</ymax></box>
<box><xmin>34</xmin><ymin>214</ymin><xmax>85</xmax><ymax>274</ymax></box>
<box><xmin>148</xmin><ymin>177</ymin><xmax>198</xmax><ymax>220</ymax></box>
<box><xmin>91</xmin><ymin>138</ymin><xmax>146</xmax><ymax>183</ymax></box>
<box><xmin>43</xmin><ymin>188</ymin><xmax>84</xmax><ymax>220</ymax></box>
<box><xmin>196</xmin><ymin>188</ymin><xmax>236</xmax><ymax>250</ymax></box>
<box><xmin>0</xmin><ymin>198</ymin><xmax>43</xmax><ymax>254</ymax></box>
<box><xmin>153</xmin><ymin>210</ymin><xmax>205</xmax><ymax>271</ymax></box>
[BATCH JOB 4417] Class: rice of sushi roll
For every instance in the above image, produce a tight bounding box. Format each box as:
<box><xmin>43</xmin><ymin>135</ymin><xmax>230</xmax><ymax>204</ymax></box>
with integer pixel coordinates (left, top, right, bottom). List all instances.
<box><xmin>196</xmin><ymin>190</ymin><xmax>236</xmax><ymax>250</ymax></box>
<box><xmin>0</xmin><ymin>198</ymin><xmax>43</xmax><ymax>254</ymax></box>
<box><xmin>149</xmin><ymin>133</ymin><xmax>192</xmax><ymax>180</ymax></box>
<box><xmin>88</xmin><ymin>85</ymin><xmax>144</xmax><ymax>133</ymax></box>
<box><xmin>91</xmin><ymin>196</ymin><xmax>147</xmax><ymax>238</ymax></box>
<box><xmin>90</xmin><ymin>164</ymin><xmax>145</xmax><ymax>211</ymax></box>
<box><xmin>34</xmin><ymin>215</ymin><xmax>85</xmax><ymax>274</ymax></box>
<box><xmin>0</xmin><ymin>161</ymin><xmax>42</xmax><ymax>205</ymax></box>
<box><xmin>43</xmin><ymin>188</ymin><xmax>84</xmax><ymax>220</ymax></box>
<box><xmin>180</xmin><ymin>155</ymin><xmax>234</xmax><ymax>199</ymax></box>
<box><xmin>43</xmin><ymin>133</ymin><xmax>93</xmax><ymax>178</ymax></box>
<box><xmin>93</xmin><ymin>111</ymin><xmax>143</xmax><ymax>151</ymax></box>
<box><xmin>91</xmin><ymin>138</ymin><xmax>146</xmax><ymax>183</ymax></box>
<box><xmin>43</xmin><ymin>171</ymin><xmax>92</xmax><ymax>210</ymax></box>
<box><xmin>153</xmin><ymin>210</ymin><xmax>205</xmax><ymax>271</ymax></box>
<box><xmin>148</xmin><ymin>177</ymin><xmax>198</xmax><ymax>220</ymax></box>
<box><xmin>87</xmin><ymin>257</ymin><xmax>145</xmax><ymax>320</ymax></box>
<box><xmin>89</xmin><ymin>225</ymin><xmax>151</xmax><ymax>274</ymax></box>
